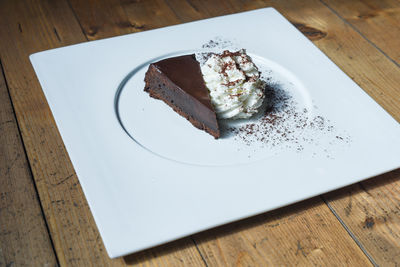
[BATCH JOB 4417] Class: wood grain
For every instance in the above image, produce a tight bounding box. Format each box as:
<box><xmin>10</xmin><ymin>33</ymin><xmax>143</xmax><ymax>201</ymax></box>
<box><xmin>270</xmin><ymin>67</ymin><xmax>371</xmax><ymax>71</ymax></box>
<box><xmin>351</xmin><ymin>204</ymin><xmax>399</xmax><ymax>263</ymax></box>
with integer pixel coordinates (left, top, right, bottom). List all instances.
<box><xmin>0</xmin><ymin>63</ymin><xmax>57</xmax><ymax>265</ymax></box>
<box><xmin>68</xmin><ymin>0</ymin><xmax>181</xmax><ymax>39</ymax></box>
<box><xmin>194</xmin><ymin>198</ymin><xmax>372</xmax><ymax>266</ymax></box>
<box><xmin>67</xmin><ymin>0</ymin><xmax>131</xmax><ymax>40</ymax></box>
<box><xmin>0</xmin><ymin>1</ymin><xmax>205</xmax><ymax>266</ymax></box>
<box><xmin>0</xmin><ymin>1</ymin><xmax>118</xmax><ymax>265</ymax></box>
<box><xmin>322</xmin><ymin>0</ymin><xmax>400</xmax><ymax>65</ymax></box>
<box><xmin>325</xmin><ymin>170</ymin><xmax>400</xmax><ymax>265</ymax></box>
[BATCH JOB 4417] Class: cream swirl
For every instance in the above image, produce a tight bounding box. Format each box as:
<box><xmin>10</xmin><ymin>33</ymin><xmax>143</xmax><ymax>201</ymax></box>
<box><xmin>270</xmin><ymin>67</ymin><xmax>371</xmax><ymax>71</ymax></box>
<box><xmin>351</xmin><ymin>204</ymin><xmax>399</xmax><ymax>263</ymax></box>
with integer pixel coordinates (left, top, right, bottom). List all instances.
<box><xmin>200</xmin><ymin>50</ymin><xmax>265</xmax><ymax>119</ymax></box>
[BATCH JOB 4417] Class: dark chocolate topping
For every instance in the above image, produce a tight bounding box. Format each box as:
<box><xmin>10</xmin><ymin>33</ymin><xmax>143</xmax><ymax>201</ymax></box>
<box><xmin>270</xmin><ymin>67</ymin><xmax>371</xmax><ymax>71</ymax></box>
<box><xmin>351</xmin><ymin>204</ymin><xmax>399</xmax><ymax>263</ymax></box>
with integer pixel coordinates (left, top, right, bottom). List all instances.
<box><xmin>145</xmin><ymin>54</ymin><xmax>220</xmax><ymax>138</ymax></box>
<box><xmin>153</xmin><ymin>54</ymin><xmax>214</xmax><ymax>110</ymax></box>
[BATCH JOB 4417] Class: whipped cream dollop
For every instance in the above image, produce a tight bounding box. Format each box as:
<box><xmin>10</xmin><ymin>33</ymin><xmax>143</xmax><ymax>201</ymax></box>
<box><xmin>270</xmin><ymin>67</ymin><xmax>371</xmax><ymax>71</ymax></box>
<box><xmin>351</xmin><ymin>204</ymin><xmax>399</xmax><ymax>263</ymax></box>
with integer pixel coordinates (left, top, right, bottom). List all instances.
<box><xmin>199</xmin><ymin>49</ymin><xmax>265</xmax><ymax>120</ymax></box>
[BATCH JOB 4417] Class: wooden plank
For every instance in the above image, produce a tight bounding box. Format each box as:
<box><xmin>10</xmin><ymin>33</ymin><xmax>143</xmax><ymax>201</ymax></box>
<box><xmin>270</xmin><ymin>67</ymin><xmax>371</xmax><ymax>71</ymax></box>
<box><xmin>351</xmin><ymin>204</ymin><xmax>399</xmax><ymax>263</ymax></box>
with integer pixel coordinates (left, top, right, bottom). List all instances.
<box><xmin>324</xmin><ymin>170</ymin><xmax>400</xmax><ymax>266</ymax></box>
<box><xmin>164</xmin><ymin>0</ymin><xmax>236</xmax><ymax>21</ymax></box>
<box><xmin>0</xmin><ymin>1</ymin><xmax>118</xmax><ymax>266</ymax></box>
<box><xmin>68</xmin><ymin>0</ymin><xmax>181</xmax><ymax>39</ymax></box>
<box><xmin>194</xmin><ymin>198</ymin><xmax>372</xmax><ymax>266</ymax></box>
<box><xmin>322</xmin><ymin>0</ymin><xmax>400</xmax><ymax>65</ymax></box>
<box><xmin>67</xmin><ymin>0</ymin><xmax>131</xmax><ymax>40</ymax></box>
<box><xmin>121</xmin><ymin>0</ymin><xmax>181</xmax><ymax>31</ymax></box>
<box><xmin>0</xmin><ymin>0</ymin><xmax>205</xmax><ymax>266</ymax></box>
<box><xmin>123</xmin><ymin>239</ymin><xmax>206</xmax><ymax>266</ymax></box>
<box><xmin>0</xmin><ymin>62</ymin><xmax>58</xmax><ymax>266</ymax></box>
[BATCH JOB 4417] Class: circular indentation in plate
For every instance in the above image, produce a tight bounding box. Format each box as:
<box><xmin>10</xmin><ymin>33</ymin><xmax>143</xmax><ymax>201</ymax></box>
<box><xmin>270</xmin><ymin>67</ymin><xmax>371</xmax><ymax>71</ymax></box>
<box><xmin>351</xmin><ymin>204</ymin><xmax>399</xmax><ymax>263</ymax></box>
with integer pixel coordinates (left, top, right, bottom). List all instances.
<box><xmin>115</xmin><ymin>51</ymin><xmax>313</xmax><ymax>166</ymax></box>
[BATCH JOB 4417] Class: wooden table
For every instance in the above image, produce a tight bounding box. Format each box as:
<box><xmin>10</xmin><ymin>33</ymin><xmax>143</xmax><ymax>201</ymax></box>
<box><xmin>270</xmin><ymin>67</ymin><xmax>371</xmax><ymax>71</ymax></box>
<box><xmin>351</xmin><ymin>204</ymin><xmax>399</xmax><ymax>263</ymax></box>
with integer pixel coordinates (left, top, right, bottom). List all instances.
<box><xmin>1</xmin><ymin>0</ymin><xmax>400</xmax><ymax>266</ymax></box>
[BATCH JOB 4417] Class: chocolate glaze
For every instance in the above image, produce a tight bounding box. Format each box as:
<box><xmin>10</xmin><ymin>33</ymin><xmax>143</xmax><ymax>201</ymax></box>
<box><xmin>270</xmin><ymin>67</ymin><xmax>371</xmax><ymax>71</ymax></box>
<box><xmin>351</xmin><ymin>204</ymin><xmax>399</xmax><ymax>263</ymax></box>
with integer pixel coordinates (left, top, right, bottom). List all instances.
<box><xmin>153</xmin><ymin>55</ymin><xmax>214</xmax><ymax>110</ymax></box>
<box><xmin>144</xmin><ymin>54</ymin><xmax>220</xmax><ymax>138</ymax></box>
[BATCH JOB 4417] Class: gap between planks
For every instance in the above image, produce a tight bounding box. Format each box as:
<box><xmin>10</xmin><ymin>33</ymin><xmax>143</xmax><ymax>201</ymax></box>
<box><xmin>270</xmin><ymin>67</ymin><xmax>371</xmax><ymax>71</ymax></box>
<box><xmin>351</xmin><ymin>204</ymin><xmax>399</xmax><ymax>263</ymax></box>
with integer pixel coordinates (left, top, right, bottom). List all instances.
<box><xmin>190</xmin><ymin>237</ymin><xmax>209</xmax><ymax>267</ymax></box>
<box><xmin>322</xmin><ymin>196</ymin><xmax>378</xmax><ymax>267</ymax></box>
<box><xmin>0</xmin><ymin>59</ymin><xmax>60</xmax><ymax>266</ymax></box>
<box><xmin>66</xmin><ymin>0</ymin><xmax>89</xmax><ymax>41</ymax></box>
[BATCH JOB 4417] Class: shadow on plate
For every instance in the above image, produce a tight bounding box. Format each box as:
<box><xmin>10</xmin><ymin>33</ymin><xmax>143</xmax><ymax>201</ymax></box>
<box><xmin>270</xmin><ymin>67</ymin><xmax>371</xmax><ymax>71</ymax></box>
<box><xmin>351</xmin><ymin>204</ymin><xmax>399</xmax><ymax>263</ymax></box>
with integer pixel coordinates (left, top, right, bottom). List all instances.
<box><xmin>219</xmin><ymin>82</ymin><xmax>291</xmax><ymax>139</ymax></box>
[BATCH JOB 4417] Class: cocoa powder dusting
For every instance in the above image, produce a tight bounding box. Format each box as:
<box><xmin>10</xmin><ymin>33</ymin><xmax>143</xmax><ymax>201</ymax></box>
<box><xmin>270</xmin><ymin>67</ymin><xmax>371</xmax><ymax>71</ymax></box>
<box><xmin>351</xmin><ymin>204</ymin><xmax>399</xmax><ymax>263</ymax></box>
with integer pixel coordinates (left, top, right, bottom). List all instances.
<box><xmin>220</xmin><ymin>81</ymin><xmax>352</xmax><ymax>154</ymax></box>
<box><xmin>200</xmin><ymin>37</ymin><xmax>352</xmax><ymax>157</ymax></box>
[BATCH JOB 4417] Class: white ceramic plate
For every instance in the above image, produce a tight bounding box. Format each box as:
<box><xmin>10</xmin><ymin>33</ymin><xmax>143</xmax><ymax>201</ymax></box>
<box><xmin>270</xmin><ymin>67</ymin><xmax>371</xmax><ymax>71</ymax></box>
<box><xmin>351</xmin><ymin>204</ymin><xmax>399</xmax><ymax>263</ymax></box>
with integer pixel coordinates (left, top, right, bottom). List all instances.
<box><xmin>30</xmin><ymin>8</ymin><xmax>400</xmax><ymax>258</ymax></box>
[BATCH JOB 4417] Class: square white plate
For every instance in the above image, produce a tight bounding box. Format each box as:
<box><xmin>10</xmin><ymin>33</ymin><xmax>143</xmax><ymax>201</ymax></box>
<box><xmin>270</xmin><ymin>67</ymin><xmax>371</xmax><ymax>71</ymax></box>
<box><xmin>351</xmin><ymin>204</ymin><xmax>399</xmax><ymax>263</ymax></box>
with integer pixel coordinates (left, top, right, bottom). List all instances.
<box><xmin>30</xmin><ymin>8</ymin><xmax>400</xmax><ymax>258</ymax></box>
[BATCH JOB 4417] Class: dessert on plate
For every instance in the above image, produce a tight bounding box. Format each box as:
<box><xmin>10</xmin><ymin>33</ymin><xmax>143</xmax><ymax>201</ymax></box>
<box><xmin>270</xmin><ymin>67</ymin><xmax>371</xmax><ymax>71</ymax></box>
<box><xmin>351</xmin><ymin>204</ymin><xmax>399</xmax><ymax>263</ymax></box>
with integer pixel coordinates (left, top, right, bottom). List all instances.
<box><xmin>144</xmin><ymin>49</ymin><xmax>265</xmax><ymax>138</ymax></box>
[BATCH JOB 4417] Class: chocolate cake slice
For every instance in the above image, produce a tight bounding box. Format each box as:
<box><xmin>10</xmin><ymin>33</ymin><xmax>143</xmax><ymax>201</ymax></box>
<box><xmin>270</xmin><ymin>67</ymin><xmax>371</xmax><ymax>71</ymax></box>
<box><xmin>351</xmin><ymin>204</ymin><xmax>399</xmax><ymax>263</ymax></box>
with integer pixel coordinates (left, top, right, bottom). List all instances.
<box><xmin>144</xmin><ymin>54</ymin><xmax>220</xmax><ymax>138</ymax></box>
